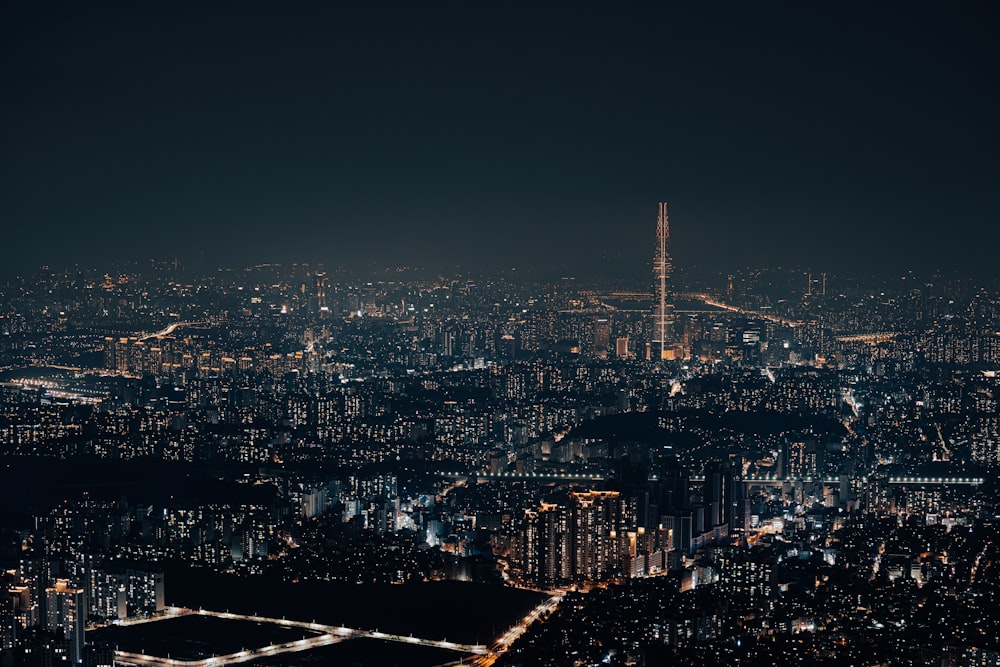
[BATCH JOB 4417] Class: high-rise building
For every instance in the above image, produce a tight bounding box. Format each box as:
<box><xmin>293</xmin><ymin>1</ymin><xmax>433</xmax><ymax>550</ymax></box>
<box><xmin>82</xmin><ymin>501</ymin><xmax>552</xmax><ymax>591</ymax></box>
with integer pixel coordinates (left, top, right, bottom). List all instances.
<box><xmin>315</xmin><ymin>271</ymin><xmax>329</xmax><ymax>315</ymax></box>
<box><xmin>45</xmin><ymin>579</ymin><xmax>84</xmax><ymax>664</ymax></box>
<box><xmin>652</xmin><ymin>202</ymin><xmax>675</xmax><ymax>360</ymax></box>
<box><xmin>593</xmin><ymin>317</ymin><xmax>611</xmax><ymax>358</ymax></box>
<box><xmin>569</xmin><ymin>491</ymin><xmax>625</xmax><ymax>581</ymax></box>
<box><xmin>4</xmin><ymin>585</ymin><xmax>33</xmax><ymax>647</ymax></box>
<box><xmin>615</xmin><ymin>336</ymin><xmax>630</xmax><ymax>358</ymax></box>
<box><xmin>702</xmin><ymin>461</ymin><xmax>739</xmax><ymax>529</ymax></box>
<box><xmin>519</xmin><ymin>491</ymin><xmax>632</xmax><ymax>587</ymax></box>
<box><xmin>521</xmin><ymin>503</ymin><xmax>569</xmax><ymax>588</ymax></box>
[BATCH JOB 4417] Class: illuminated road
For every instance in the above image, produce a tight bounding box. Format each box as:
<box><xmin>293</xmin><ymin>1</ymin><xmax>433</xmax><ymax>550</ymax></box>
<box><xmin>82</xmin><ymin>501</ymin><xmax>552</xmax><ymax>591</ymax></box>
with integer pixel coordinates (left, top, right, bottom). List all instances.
<box><xmin>472</xmin><ymin>592</ymin><xmax>564</xmax><ymax>667</ymax></box>
<box><xmin>970</xmin><ymin>539</ymin><xmax>992</xmax><ymax>585</ymax></box>
<box><xmin>835</xmin><ymin>332</ymin><xmax>899</xmax><ymax>344</ymax></box>
<box><xmin>677</xmin><ymin>292</ymin><xmax>802</xmax><ymax>327</ymax></box>
<box><xmin>113</xmin><ymin>607</ymin><xmax>488</xmax><ymax>666</ymax></box>
<box><xmin>139</xmin><ymin>321</ymin><xmax>209</xmax><ymax>341</ymax></box>
<box><xmin>115</xmin><ymin>633</ymin><xmax>345</xmax><ymax>667</ymax></box>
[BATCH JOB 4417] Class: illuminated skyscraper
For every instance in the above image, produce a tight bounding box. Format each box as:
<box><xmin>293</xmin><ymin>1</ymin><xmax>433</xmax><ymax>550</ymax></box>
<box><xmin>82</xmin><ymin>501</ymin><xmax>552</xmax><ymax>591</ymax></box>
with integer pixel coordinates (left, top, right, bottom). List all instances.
<box><xmin>45</xmin><ymin>579</ymin><xmax>84</xmax><ymax>664</ymax></box>
<box><xmin>519</xmin><ymin>491</ymin><xmax>630</xmax><ymax>586</ymax></box>
<box><xmin>652</xmin><ymin>202</ymin><xmax>674</xmax><ymax>360</ymax></box>
<box><xmin>593</xmin><ymin>317</ymin><xmax>611</xmax><ymax>359</ymax></box>
<box><xmin>569</xmin><ymin>490</ymin><xmax>624</xmax><ymax>581</ymax></box>
<box><xmin>521</xmin><ymin>503</ymin><xmax>570</xmax><ymax>587</ymax></box>
<box><xmin>315</xmin><ymin>271</ymin><xmax>329</xmax><ymax>315</ymax></box>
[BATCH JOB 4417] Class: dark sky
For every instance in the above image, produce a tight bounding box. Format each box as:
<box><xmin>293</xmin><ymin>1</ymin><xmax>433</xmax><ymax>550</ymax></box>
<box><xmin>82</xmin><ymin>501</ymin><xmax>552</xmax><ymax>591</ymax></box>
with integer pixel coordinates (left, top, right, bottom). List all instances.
<box><xmin>2</xmin><ymin>2</ymin><xmax>997</xmax><ymax>279</ymax></box>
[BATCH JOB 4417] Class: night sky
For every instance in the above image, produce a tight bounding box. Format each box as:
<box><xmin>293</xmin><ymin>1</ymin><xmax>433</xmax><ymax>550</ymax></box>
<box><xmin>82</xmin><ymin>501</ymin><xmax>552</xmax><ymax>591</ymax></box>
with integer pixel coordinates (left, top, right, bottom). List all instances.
<box><xmin>3</xmin><ymin>3</ymin><xmax>997</xmax><ymax>279</ymax></box>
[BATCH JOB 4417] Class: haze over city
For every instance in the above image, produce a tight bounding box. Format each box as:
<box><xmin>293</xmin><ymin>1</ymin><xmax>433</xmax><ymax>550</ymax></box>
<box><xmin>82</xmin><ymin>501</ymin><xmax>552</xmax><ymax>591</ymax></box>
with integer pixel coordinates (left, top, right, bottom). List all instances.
<box><xmin>4</xmin><ymin>2</ymin><xmax>998</xmax><ymax>278</ymax></box>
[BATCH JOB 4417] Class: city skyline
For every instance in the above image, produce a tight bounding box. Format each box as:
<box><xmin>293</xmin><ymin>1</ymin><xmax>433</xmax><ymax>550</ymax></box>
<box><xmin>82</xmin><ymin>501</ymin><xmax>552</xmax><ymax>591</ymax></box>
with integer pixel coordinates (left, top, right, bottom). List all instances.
<box><xmin>3</xmin><ymin>4</ymin><xmax>1000</xmax><ymax>666</ymax></box>
<box><xmin>3</xmin><ymin>3</ymin><xmax>998</xmax><ymax>279</ymax></box>
<box><xmin>1</xmin><ymin>203</ymin><xmax>999</xmax><ymax>664</ymax></box>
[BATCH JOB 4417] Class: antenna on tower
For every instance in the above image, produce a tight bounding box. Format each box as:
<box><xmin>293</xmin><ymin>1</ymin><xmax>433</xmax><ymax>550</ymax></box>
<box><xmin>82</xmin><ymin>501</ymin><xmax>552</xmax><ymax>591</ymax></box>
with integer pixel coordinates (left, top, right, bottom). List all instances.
<box><xmin>652</xmin><ymin>202</ymin><xmax>673</xmax><ymax>361</ymax></box>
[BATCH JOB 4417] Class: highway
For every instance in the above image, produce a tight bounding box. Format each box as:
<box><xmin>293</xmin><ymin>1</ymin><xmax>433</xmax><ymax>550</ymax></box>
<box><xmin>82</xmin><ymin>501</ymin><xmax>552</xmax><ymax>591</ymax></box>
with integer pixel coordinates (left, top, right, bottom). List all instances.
<box><xmin>691</xmin><ymin>293</ymin><xmax>802</xmax><ymax>327</ymax></box>
<box><xmin>112</xmin><ymin>607</ymin><xmax>488</xmax><ymax>666</ymax></box>
<box><xmin>139</xmin><ymin>321</ymin><xmax>209</xmax><ymax>341</ymax></box>
<box><xmin>835</xmin><ymin>332</ymin><xmax>900</xmax><ymax>344</ymax></box>
<box><xmin>472</xmin><ymin>592</ymin><xmax>564</xmax><ymax>667</ymax></box>
<box><xmin>116</xmin><ymin>633</ymin><xmax>345</xmax><ymax>667</ymax></box>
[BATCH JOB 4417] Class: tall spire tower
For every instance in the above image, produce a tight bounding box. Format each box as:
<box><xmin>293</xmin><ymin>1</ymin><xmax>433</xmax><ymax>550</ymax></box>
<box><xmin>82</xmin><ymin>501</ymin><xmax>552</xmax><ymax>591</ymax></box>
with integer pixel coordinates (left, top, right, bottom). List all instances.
<box><xmin>652</xmin><ymin>202</ymin><xmax>674</xmax><ymax>360</ymax></box>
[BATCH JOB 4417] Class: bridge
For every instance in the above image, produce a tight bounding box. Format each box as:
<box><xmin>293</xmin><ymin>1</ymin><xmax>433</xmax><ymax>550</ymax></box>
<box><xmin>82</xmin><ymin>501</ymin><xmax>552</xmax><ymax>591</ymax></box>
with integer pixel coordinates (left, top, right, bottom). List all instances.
<box><xmin>139</xmin><ymin>321</ymin><xmax>210</xmax><ymax>341</ymax></box>
<box><xmin>439</xmin><ymin>470</ymin><xmax>610</xmax><ymax>482</ymax></box>
<box><xmin>690</xmin><ymin>294</ymin><xmax>803</xmax><ymax>327</ymax></box>
<box><xmin>595</xmin><ymin>291</ymin><xmax>653</xmax><ymax>300</ymax></box>
<box><xmin>112</xmin><ymin>607</ymin><xmax>488</xmax><ymax>666</ymax></box>
<box><xmin>113</xmin><ymin>594</ymin><xmax>566</xmax><ymax>667</ymax></box>
<box><xmin>885</xmin><ymin>476</ymin><xmax>984</xmax><ymax>485</ymax></box>
<box><xmin>438</xmin><ymin>471</ymin><xmax>984</xmax><ymax>487</ymax></box>
<box><xmin>741</xmin><ymin>475</ymin><xmax>984</xmax><ymax>486</ymax></box>
<box><xmin>572</xmin><ymin>291</ymin><xmax>810</xmax><ymax>324</ymax></box>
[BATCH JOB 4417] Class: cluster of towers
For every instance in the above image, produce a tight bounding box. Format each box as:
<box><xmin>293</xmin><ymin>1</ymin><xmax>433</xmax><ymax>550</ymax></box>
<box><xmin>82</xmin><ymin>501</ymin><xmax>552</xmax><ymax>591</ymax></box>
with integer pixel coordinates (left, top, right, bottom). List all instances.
<box><xmin>517</xmin><ymin>490</ymin><xmax>673</xmax><ymax>588</ymax></box>
<box><xmin>1</xmin><ymin>578</ymin><xmax>85</xmax><ymax>663</ymax></box>
<box><xmin>514</xmin><ymin>458</ymin><xmax>746</xmax><ymax>589</ymax></box>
